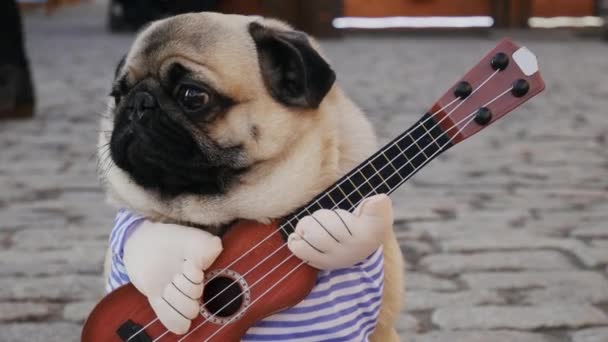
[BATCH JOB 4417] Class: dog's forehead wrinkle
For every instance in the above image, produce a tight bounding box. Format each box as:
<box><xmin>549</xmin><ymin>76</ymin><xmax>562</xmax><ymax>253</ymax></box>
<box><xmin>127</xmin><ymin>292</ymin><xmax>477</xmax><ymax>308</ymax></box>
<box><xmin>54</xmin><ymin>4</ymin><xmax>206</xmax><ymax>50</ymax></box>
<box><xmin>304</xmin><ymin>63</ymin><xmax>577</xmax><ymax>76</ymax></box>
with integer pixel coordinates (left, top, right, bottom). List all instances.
<box><xmin>140</xmin><ymin>18</ymin><xmax>180</xmax><ymax>58</ymax></box>
<box><xmin>138</xmin><ymin>14</ymin><xmax>223</xmax><ymax>61</ymax></box>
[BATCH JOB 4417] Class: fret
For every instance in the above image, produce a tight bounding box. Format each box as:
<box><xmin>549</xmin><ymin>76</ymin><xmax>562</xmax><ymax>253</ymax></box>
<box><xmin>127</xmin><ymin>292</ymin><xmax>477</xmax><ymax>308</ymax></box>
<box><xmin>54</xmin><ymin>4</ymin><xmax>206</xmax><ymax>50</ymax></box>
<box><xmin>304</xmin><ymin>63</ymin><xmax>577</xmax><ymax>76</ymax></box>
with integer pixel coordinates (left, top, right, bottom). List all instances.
<box><xmin>411</xmin><ymin>125</ymin><xmax>436</xmax><ymax>158</ymax></box>
<box><xmin>397</xmin><ymin>135</ymin><xmax>427</xmax><ymax>170</ymax></box>
<box><xmin>316</xmin><ymin>194</ymin><xmax>335</xmax><ymax>211</ymax></box>
<box><xmin>410</xmin><ymin>126</ymin><xmax>431</xmax><ymax>159</ymax></box>
<box><xmin>377</xmin><ymin>149</ymin><xmax>402</xmax><ymax>180</ymax></box>
<box><xmin>280</xmin><ymin>221</ymin><xmax>295</xmax><ymax>234</ymax></box>
<box><xmin>369</xmin><ymin>154</ymin><xmax>394</xmax><ymax>194</ymax></box>
<box><xmin>421</xmin><ymin>116</ymin><xmax>444</xmax><ymax>150</ymax></box>
<box><xmin>368</xmin><ymin>161</ymin><xmax>387</xmax><ymax>194</ymax></box>
<box><xmin>341</xmin><ymin>177</ymin><xmax>364</xmax><ymax>206</ymax></box>
<box><xmin>383</xmin><ymin>143</ymin><xmax>414</xmax><ymax>184</ymax></box>
<box><xmin>427</xmin><ymin>115</ymin><xmax>452</xmax><ymax>149</ymax></box>
<box><xmin>359</xmin><ymin>164</ymin><xmax>377</xmax><ymax>193</ymax></box>
<box><xmin>325</xmin><ymin>192</ymin><xmax>339</xmax><ymax>207</ymax></box>
<box><xmin>350</xmin><ymin>168</ymin><xmax>373</xmax><ymax>198</ymax></box>
<box><xmin>334</xmin><ymin>185</ymin><xmax>355</xmax><ymax>209</ymax></box>
<box><xmin>347</xmin><ymin>177</ymin><xmax>364</xmax><ymax>198</ymax></box>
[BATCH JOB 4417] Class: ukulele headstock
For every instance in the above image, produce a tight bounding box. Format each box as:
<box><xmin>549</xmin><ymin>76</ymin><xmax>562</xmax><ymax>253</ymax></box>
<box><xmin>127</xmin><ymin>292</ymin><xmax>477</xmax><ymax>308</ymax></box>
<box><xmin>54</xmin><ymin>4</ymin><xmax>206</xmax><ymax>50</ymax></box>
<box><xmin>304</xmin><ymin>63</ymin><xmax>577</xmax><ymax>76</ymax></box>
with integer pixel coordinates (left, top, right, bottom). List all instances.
<box><xmin>429</xmin><ymin>38</ymin><xmax>545</xmax><ymax>144</ymax></box>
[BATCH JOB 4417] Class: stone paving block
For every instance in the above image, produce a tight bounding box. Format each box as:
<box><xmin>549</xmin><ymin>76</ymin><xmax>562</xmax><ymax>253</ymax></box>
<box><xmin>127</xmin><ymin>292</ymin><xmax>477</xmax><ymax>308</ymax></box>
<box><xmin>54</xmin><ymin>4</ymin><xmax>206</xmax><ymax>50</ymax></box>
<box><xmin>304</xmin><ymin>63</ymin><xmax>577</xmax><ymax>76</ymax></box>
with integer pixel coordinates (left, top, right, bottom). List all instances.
<box><xmin>571</xmin><ymin>227</ymin><xmax>608</xmax><ymax>238</ymax></box>
<box><xmin>441</xmin><ymin>232</ymin><xmax>602</xmax><ymax>267</ymax></box>
<box><xmin>12</xmin><ymin>227</ymin><xmax>108</xmax><ymax>250</ymax></box>
<box><xmin>0</xmin><ymin>275</ymin><xmax>103</xmax><ymax>301</ymax></box>
<box><xmin>591</xmin><ymin>240</ymin><xmax>608</xmax><ymax>249</ymax></box>
<box><xmin>462</xmin><ymin>271</ymin><xmax>608</xmax><ymax>293</ymax></box>
<box><xmin>0</xmin><ymin>323</ymin><xmax>80</xmax><ymax>342</ymax></box>
<box><xmin>395</xmin><ymin>313</ymin><xmax>420</xmax><ymax>332</ymax></box>
<box><xmin>401</xmin><ymin>330</ymin><xmax>551</xmax><ymax>342</ymax></box>
<box><xmin>0</xmin><ymin>303</ymin><xmax>52</xmax><ymax>322</ymax></box>
<box><xmin>405</xmin><ymin>290</ymin><xmax>505</xmax><ymax>311</ymax></box>
<box><xmin>0</xmin><ymin>248</ymin><xmax>105</xmax><ymax>276</ymax></box>
<box><xmin>523</xmin><ymin>285</ymin><xmax>608</xmax><ymax>305</ymax></box>
<box><xmin>433</xmin><ymin>304</ymin><xmax>608</xmax><ymax>330</ymax></box>
<box><xmin>420</xmin><ymin>251</ymin><xmax>574</xmax><ymax>276</ymax></box>
<box><xmin>62</xmin><ymin>301</ymin><xmax>97</xmax><ymax>323</ymax></box>
<box><xmin>405</xmin><ymin>272</ymin><xmax>459</xmax><ymax>291</ymax></box>
<box><xmin>400</xmin><ymin>240</ymin><xmax>434</xmax><ymax>257</ymax></box>
<box><xmin>571</xmin><ymin>327</ymin><xmax>608</xmax><ymax>342</ymax></box>
<box><xmin>409</xmin><ymin>224</ymin><xmax>517</xmax><ymax>240</ymax></box>
<box><xmin>0</xmin><ymin>207</ymin><xmax>68</xmax><ymax>232</ymax></box>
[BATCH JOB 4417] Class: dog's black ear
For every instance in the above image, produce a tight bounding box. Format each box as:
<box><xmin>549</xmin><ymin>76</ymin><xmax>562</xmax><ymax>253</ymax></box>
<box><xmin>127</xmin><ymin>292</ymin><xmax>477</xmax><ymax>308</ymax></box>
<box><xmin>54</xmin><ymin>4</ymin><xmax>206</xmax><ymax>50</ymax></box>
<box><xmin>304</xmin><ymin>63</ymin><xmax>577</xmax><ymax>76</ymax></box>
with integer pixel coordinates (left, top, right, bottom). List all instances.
<box><xmin>249</xmin><ymin>22</ymin><xmax>336</xmax><ymax>109</ymax></box>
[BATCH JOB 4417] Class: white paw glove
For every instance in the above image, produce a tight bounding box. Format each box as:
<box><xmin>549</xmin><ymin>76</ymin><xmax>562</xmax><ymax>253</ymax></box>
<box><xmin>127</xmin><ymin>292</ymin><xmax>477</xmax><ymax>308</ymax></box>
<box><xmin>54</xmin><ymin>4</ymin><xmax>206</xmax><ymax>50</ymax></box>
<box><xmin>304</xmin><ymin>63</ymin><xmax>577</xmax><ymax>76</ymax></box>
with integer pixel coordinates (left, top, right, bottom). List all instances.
<box><xmin>287</xmin><ymin>194</ymin><xmax>393</xmax><ymax>270</ymax></box>
<box><xmin>123</xmin><ymin>221</ymin><xmax>222</xmax><ymax>334</ymax></box>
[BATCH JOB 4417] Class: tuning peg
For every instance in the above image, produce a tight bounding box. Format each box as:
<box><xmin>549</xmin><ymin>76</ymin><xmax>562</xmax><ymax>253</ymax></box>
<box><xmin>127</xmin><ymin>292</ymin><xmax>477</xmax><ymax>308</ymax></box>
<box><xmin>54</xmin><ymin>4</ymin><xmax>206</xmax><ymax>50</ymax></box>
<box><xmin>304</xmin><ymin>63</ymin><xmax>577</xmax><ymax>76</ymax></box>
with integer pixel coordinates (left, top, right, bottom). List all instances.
<box><xmin>453</xmin><ymin>81</ymin><xmax>472</xmax><ymax>99</ymax></box>
<box><xmin>491</xmin><ymin>52</ymin><xmax>509</xmax><ymax>71</ymax></box>
<box><xmin>511</xmin><ymin>79</ymin><xmax>530</xmax><ymax>97</ymax></box>
<box><xmin>474</xmin><ymin>107</ymin><xmax>493</xmax><ymax>125</ymax></box>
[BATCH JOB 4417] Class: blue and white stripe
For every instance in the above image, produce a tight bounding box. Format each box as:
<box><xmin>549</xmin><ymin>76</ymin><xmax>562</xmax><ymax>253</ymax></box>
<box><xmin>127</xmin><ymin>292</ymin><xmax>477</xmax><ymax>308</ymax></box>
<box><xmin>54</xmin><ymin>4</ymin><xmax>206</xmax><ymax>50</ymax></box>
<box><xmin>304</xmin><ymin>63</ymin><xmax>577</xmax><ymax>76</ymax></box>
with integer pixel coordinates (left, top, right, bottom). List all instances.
<box><xmin>107</xmin><ymin>209</ymin><xmax>384</xmax><ymax>341</ymax></box>
<box><xmin>106</xmin><ymin>209</ymin><xmax>144</xmax><ymax>293</ymax></box>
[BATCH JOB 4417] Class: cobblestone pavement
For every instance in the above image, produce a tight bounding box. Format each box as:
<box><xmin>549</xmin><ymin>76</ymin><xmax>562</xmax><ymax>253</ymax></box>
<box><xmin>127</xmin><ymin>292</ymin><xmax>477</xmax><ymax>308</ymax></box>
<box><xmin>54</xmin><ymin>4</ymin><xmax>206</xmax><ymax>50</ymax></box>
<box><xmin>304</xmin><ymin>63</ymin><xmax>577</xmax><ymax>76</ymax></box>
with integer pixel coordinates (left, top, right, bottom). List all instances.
<box><xmin>1</xmin><ymin>1</ymin><xmax>608</xmax><ymax>341</ymax></box>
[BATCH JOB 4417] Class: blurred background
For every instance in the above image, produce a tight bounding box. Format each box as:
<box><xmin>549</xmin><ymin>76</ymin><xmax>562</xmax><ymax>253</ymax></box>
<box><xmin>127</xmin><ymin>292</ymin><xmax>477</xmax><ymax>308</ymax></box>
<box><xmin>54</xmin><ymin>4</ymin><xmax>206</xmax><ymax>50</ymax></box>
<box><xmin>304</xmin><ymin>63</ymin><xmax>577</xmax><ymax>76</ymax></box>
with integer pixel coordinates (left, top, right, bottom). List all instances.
<box><xmin>1</xmin><ymin>0</ymin><xmax>608</xmax><ymax>341</ymax></box>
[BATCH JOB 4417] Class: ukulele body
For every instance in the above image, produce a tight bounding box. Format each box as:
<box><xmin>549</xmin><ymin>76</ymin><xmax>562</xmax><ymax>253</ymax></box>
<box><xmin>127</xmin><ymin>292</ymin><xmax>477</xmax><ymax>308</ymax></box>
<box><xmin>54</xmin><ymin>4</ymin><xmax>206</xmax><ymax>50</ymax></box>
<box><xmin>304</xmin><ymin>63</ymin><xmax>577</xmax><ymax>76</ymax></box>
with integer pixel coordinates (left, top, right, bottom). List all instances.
<box><xmin>82</xmin><ymin>221</ymin><xmax>318</xmax><ymax>342</ymax></box>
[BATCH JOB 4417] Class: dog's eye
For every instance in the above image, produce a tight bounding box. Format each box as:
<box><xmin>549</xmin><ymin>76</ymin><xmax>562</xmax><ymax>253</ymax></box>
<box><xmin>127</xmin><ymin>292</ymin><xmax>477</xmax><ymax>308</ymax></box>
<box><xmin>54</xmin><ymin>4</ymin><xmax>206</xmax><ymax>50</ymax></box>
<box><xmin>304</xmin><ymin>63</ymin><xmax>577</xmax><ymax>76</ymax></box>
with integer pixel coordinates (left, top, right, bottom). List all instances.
<box><xmin>177</xmin><ymin>85</ymin><xmax>210</xmax><ymax>111</ymax></box>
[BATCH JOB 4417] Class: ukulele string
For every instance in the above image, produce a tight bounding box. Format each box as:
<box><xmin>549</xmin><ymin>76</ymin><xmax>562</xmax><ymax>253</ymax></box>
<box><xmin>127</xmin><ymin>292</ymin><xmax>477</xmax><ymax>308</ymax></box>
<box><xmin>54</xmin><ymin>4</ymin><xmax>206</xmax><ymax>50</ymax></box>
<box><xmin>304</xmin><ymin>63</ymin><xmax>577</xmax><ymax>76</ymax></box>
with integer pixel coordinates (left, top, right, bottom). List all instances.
<box><xmin>175</xmin><ymin>84</ymin><xmax>515</xmax><ymax>342</ymax></box>
<box><xmin>126</xmin><ymin>77</ymin><xmax>467</xmax><ymax>342</ymax></box>
<box><xmin>199</xmin><ymin>85</ymin><xmax>513</xmax><ymax>342</ymax></box>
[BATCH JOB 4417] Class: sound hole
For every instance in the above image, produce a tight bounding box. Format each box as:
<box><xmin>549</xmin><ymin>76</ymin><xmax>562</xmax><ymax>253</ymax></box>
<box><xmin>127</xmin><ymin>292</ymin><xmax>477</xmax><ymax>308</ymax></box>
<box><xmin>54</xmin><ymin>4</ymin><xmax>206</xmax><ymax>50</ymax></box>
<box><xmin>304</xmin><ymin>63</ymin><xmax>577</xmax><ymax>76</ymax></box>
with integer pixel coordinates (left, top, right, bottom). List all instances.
<box><xmin>203</xmin><ymin>276</ymin><xmax>243</xmax><ymax>317</ymax></box>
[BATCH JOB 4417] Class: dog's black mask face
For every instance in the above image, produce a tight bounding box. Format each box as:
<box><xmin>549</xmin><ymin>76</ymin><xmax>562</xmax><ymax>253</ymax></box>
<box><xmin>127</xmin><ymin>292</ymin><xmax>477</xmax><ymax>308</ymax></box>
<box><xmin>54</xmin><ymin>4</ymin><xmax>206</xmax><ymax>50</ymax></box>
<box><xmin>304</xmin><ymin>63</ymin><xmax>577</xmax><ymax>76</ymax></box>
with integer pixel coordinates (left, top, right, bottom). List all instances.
<box><xmin>109</xmin><ymin>68</ymin><xmax>242</xmax><ymax>198</ymax></box>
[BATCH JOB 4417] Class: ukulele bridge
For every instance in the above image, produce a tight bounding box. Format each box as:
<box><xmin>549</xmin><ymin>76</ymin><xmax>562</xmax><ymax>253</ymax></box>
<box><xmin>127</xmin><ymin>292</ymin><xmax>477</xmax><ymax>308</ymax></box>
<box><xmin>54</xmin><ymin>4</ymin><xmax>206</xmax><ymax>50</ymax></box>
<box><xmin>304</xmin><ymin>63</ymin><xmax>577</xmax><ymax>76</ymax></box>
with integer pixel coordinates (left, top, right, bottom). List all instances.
<box><xmin>201</xmin><ymin>269</ymin><xmax>251</xmax><ymax>325</ymax></box>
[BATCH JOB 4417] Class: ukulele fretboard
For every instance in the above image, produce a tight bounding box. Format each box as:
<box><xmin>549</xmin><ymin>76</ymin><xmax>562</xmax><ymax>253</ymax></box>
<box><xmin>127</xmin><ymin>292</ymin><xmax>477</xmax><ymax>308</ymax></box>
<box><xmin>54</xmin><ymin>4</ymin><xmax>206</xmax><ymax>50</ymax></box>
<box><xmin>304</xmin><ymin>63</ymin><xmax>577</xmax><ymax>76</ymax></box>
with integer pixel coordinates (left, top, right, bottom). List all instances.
<box><xmin>281</xmin><ymin>113</ymin><xmax>453</xmax><ymax>235</ymax></box>
<box><xmin>280</xmin><ymin>39</ymin><xmax>545</xmax><ymax>238</ymax></box>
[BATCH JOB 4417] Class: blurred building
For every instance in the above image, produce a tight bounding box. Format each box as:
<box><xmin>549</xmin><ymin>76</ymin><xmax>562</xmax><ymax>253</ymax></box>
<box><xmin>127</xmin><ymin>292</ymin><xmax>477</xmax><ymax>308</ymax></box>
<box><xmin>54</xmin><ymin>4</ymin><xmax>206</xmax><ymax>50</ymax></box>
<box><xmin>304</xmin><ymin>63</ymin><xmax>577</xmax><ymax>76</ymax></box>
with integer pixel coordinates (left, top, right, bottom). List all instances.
<box><xmin>217</xmin><ymin>0</ymin><xmax>605</xmax><ymax>37</ymax></box>
<box><xmin>19</xmin><ymin>0</ymin><xmax>608</xmax><ymax>38</ymax></box>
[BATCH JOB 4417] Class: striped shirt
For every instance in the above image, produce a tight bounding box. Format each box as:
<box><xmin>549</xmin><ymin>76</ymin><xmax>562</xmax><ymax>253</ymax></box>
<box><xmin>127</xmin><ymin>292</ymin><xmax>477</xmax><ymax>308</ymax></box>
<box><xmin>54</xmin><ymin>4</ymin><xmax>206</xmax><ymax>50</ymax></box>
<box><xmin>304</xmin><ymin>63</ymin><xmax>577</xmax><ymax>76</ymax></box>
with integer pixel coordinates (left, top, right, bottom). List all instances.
<box><xmin>107</xmin><ymin>209</ymin><xmax>384</xmax><ymax>341</ymax></box>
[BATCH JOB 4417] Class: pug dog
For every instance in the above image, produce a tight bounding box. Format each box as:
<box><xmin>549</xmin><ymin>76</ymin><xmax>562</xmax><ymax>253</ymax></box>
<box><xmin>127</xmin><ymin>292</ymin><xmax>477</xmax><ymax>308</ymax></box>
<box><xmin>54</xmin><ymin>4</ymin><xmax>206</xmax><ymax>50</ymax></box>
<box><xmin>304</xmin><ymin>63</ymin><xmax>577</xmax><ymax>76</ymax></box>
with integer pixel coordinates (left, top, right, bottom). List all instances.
<box><xmin>99</xmin><ymin>12</ymin><xmax>404</xmax><ymax>341</ymax></box>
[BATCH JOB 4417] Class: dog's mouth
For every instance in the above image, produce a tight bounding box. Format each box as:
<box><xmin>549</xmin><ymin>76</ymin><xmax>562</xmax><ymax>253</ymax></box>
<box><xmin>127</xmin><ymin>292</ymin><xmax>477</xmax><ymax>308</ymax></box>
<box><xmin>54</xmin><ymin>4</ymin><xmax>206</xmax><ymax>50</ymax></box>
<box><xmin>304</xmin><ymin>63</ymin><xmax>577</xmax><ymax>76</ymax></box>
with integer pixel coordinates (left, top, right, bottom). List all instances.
<box><xmin>109</xmin><ymin>98</ymin><xmax>244</xmax><ymax>198</ymax></box>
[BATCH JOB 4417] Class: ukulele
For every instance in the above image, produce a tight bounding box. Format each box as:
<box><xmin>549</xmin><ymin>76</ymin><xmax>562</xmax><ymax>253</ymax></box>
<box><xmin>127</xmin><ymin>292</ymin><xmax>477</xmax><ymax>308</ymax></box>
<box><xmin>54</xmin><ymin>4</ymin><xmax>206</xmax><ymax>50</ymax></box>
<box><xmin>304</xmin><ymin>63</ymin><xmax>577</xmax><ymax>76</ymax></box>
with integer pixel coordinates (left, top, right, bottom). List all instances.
<box><xmin>82</xmin><ymin>38</ymin><xmax>545</xmax><ymax>342</ymax></box>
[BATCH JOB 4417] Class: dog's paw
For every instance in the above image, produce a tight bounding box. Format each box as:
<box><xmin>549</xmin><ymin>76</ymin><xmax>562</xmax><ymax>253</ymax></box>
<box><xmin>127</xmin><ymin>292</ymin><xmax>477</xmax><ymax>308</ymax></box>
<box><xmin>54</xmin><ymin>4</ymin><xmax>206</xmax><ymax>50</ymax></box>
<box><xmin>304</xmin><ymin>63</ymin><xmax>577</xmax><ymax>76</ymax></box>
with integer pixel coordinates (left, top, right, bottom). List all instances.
<box><xmin>149</xmin><ymin>259</ymin><xmax>205</xmax><ymax>335</ymax></box>
<box><xmin>288</xmin><ymin>194</ymin><xmax>393</xmax><ymax>270</ymax></box>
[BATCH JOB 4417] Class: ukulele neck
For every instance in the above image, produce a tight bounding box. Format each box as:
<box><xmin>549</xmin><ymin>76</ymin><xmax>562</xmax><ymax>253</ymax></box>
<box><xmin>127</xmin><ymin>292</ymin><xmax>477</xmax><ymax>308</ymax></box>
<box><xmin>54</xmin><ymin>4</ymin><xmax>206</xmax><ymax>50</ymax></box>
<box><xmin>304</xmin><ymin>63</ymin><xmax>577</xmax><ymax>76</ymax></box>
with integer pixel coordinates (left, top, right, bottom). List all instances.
<box><xmin>281</xmin><ymin>38</ymin><xmax>545</xmax><ymax>237</ymax></box>
<box><xmin>283</xmin><ymin>114</ymin><xmax>453</xmax><ymax>232</ymax></box>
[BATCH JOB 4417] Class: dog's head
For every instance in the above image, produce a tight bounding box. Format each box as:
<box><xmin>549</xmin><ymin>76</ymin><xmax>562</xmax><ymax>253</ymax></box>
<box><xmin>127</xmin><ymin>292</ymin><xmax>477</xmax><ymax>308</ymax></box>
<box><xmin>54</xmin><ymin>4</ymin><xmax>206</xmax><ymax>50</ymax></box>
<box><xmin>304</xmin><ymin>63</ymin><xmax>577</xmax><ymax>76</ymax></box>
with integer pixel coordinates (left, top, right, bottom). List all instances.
<box><xmin>99</xmin><ymin>13</ymin><xmax>338</xmax><ymax>228</ymax></box>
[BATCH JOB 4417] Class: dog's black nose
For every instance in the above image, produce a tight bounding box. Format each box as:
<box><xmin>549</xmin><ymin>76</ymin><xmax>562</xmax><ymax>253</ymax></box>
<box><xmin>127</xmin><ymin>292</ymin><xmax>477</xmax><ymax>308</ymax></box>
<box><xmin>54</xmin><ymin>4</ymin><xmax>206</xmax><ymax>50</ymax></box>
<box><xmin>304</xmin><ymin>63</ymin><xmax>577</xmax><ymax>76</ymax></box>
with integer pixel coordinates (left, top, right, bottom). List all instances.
<box><xmin>129</xmin><ymin>91</ymin><xmax>157</xmax><ymax>121</ymax></box>
<box><xmin>133</xmin><ymin>91</ymin><xmax>157</xmax><ymax>111</ymax></box>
